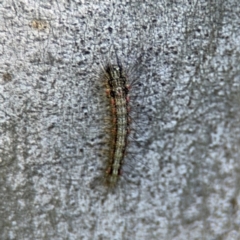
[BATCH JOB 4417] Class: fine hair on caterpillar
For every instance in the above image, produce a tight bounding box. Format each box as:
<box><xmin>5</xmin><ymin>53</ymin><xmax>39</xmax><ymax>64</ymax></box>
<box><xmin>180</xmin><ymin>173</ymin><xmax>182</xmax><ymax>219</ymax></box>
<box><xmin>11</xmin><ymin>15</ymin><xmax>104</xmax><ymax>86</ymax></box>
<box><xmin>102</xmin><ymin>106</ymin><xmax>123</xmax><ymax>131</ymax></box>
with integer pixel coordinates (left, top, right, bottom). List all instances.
<box><xmin>87</xmin><ymin>48</ymin><xmax>155</xmax><ymax>192</ymax></box>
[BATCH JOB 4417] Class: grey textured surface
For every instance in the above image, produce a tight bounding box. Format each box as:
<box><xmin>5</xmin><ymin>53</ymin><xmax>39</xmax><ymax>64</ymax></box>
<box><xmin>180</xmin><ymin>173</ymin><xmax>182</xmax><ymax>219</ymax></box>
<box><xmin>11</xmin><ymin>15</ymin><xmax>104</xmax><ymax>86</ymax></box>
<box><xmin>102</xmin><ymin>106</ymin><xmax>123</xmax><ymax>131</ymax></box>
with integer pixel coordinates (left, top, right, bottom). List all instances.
<box><xmin>1</xmin><ymin>0</ymin><xmax>240</xmax><ymax>239</ymax></box>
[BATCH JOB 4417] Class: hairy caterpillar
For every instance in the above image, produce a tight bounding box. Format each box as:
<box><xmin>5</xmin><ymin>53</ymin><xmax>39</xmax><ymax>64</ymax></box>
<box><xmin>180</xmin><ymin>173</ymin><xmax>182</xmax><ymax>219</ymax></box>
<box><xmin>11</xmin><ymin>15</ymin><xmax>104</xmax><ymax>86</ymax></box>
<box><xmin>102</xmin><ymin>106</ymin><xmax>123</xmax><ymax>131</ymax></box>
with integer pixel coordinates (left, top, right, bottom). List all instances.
<box><xmin>86</xmin><ymin>51</ymin><xmax>152</xmax><ymax>192</ymax></box>
<box><xmin>102</xmin><ymin>61</ymin><xmax>130</xmax><ymax>188</ymax></box>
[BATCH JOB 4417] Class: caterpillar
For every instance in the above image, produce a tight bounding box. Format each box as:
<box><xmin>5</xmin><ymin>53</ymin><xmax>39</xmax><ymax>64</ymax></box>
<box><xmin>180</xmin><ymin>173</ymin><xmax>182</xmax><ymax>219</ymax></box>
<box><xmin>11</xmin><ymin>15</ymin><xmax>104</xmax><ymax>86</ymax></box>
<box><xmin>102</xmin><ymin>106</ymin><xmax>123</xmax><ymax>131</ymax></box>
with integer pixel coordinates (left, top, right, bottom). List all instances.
<box><xmin>102</xmin><ymin>61</ymin><xmax>130</xmax><ymax>188</ymax></box>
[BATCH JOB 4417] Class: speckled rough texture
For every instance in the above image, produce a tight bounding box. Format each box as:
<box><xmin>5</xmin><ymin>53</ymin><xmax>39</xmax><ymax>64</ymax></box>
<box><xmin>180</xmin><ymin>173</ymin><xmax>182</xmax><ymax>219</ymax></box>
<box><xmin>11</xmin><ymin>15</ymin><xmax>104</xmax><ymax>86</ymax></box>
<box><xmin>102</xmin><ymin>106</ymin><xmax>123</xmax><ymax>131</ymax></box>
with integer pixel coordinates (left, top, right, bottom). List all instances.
<box><xmin>0</xmin><ymin>0</ymin><xmax>240</xmax><ymax>239</ymax></box>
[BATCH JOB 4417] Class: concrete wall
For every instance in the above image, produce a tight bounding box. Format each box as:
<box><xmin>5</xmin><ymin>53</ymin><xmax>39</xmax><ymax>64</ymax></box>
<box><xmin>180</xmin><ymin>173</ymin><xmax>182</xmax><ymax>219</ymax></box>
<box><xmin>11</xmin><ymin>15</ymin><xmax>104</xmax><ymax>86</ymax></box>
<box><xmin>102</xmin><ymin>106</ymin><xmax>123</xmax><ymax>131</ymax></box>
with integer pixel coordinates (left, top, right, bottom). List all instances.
<box><xmin>0</xmin><ymin>0</ymin><xmax>240</xmax><ymax>239</ymax></box>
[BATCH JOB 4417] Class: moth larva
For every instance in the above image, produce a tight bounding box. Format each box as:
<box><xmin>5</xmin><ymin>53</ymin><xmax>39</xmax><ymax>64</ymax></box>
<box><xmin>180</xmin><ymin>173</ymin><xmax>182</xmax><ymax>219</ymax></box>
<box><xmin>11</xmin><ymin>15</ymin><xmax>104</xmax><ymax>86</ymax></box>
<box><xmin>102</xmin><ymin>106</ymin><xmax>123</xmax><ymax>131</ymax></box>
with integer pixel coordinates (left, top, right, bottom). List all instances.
<box><xmin>102</xmin><ymin>61</ymin><xmax>130</xmax><ymax>188</ymax></box>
